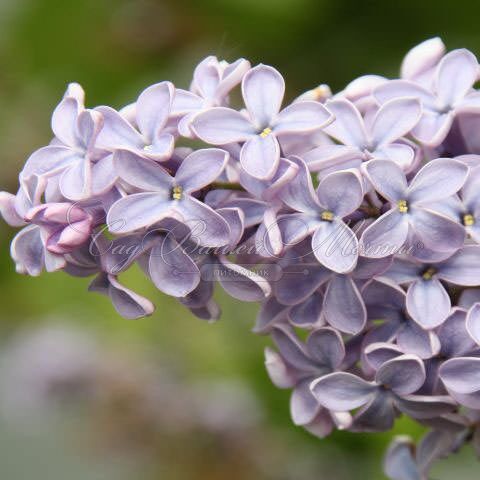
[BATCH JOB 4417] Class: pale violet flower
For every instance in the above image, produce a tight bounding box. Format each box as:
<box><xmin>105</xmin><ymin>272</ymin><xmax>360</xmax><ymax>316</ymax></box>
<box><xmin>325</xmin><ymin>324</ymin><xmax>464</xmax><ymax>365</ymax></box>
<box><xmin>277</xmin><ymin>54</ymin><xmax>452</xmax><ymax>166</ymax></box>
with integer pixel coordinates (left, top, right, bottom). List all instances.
<box><xmin>191</xmin><ymin>64</ymin><xmax>333</xmax><ymax>179</ymax></box>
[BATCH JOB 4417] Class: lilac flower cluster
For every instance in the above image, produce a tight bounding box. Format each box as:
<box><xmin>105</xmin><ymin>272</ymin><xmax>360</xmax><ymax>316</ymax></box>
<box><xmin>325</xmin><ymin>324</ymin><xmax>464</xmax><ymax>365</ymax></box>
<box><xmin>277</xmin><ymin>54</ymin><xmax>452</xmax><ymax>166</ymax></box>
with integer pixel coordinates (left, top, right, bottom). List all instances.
<box><xmin>2</xmin><ymin>38</ymin><xmax>480</xmax><ymax>477</ymax></box>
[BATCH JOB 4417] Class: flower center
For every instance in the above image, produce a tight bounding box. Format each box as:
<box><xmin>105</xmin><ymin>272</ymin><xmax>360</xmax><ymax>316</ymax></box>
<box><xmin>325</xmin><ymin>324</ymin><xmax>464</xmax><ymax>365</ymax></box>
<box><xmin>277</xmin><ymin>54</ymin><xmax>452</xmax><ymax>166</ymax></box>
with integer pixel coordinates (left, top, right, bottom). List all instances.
<box><xmin>260</xmin><ymin>127</ymin><xmax>272</xmax><ymax>138</ymax></box>
<box><xmin>171</xmin><ymin>185</ymin><xmax>183</xmax><ymax>200</ymax></box>
<box><xmin>397</xmin><ymin>199</ymin><xmax>409</xmax><ymax>213</ymax></box>
<box><xmin>143</xmin><ymin>144</ymin><xmax>153</xmax><ymax>152</ymax></box>
<box><xmin>463</xmin><ymin>213</ymin><xmax>475</xmax><ymax>226</ymax></box>
<box><xmin>422</xmin><ymin>267</ymin><xmax>437</xmax><ymax>280</ymax></box>
<box><xmin>321</xmin><ymin>210</ymin><xmax>334</xmax><ymax>222</ymax></box>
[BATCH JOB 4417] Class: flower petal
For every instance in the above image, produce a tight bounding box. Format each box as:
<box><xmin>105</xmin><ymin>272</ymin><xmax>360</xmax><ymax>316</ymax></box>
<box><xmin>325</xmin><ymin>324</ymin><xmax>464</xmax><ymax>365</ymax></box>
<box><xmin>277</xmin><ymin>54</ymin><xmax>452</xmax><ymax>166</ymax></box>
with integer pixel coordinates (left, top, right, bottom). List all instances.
<box><xmin>406</xmin><ymin>279</ymin><xmax>451</xmax><ymax>329</ymax></box>
<box><xmin>374</xmin><ymin>80</ymin><xmax>436</xmax><ymax>110</ymax></box>
<box><xmin>411</xmin><ymin>208</ymin><xmax>465</xmax><ymax>253</ymax></box>
<box><xmin>364</xmin><ymin>159</ymin><xmax>407</xmax><ymax>202</ymax></box>
<box><xmin>317</xmin><ymin>169</ymin><xmax>363</xmax><ymax>217</ymax></box>
<box><xmin>149</xmin><ymin>235</ymin><xmax>200</xmax><ymax>297</ymax></box>
<box><xmin>352</xmin><ymin>392</ymin><xmax>396</xmax><ymax>432</ymax></box>
<box><xmin>21</xmin><ymin>146</ymin><xmax>79</xmax><ymax>179</ymax></box>
<box><xmin>274</xmin><ymin>263</ymin><xmax>330</xmax><ymax>305</ymax></box>
<box><xmin>312</xmin><ymin>219</ymin><xmax>359</xmax><ymax>273</ymax></box>
<box><xmin>51</xmin><ymin>97</ymin><xmax>80</xmax><ymax>147</ymax></box>
<box><xmin>384</xmin><ymin>436</ymin><xmax>420</xmax><ymax>480</ymax></box>
<box><xmin>107</xmin><ymin>193</ymin><xmax>173</xmax><ymax>233</ymax></box>
<box><xmin>279</xmin><ymin>156</ymin><xmax>320</xmax><ymax>214</ymax></box>
<box><xmin>264</xmin><ymin>347</ymin><xmax>296</xmax><ymax>389</ymax></box>
<box><xmin>435</xmin><ymin>49</ymin><xmax>479</xmax><ymax>107</ymax></box>
<box><xmin>466</xmin><ymin>303</ymin><xmax>480</xmax><ymax>345</ymax></box>
<box><xmin>113</xmin><ymin>149</ymin><xmax>173</xmax><ymax>192</ymax></box>
<box><xmin>409</xmin><ymin>158</ymin><xmax>468</xmax><ymax>204</ymax></box>
<box><xmin>396</xmin><ymin>321</ymin><xmax>441</xmax><ymax>359</ymax></box>
<box><xmin>240</xmin><ymin>133</ymin><xmax>280</xmax><ymax>180</ymax></box>
<box><xmin>323</xmin><ymin>274</ymin><xmax>366</xmax><ymax>334</ymax></box>
<box><xmin>59</xmin><ymin>158</ymin><xmax>92</xmax><ymax>201</ymax></box>
<box><xmin>401</xmin><ymin>37</ymin><xmax>446</xmax><ymax>80</ymax></box>
<box><xmin>310</xmin><ymin>372</ymin><xmax>376</xmax><ymax>411</ymax></box>
<box><xmin>136</xmin><ymin>81</ymin><xmax>174</xmax><ymax>142</ymax></box>
<box><xmin>395</xmin><ymin>395</ymin><xmax>456</xmax><ymax>419</ymax></box>
<box><xmin>191</xmin><ymin>107</ymin><xmax>254</xmax><ymax>144</ymax></box>
<box><xmin>171</xmin><ymin>89</ymin><xmax>203</xmax><ymax>115</ymax></box>
<box><xmin>375</xmin><ymin>354</ymin><xmax>426</xmax><ymax>395</ymax></box>
<box><xmin>291</xmin><ymin>380</ymin><xmax>322</xmax><ymax>426</ymax></box>
<box><xmin>371</xmin><ymin>97</ymin><xmax>422</xmax><ymax>146</ymax></box>
<box><xmin>273</xmin><ymin>101</ymin><xmax>333</xmax><ymax>135</ymax></box>
<box><xmin>306</xmin><ymin>327</ymin><xmax>345</xmax><ymax>370</ymax></box>
<box><xmin>360</xmin><ymin>209</ymin><xmax>409</xmax><ymax>258</ymax></box>
<box><xmin>175</xmin><ymin>148</ymin><xmax>228</xmax><ymax>193</ymax></box>
<box><xmin>271</xmin><ymin>326</ymin><xmax>318</xmax><ymax>372</ymax></box>
<box><xmin>288</xmin><ymin>292</ymin><xmax>324</xmax><ymax>328</ymax></box>
<box><xmin>438</xmin><ymin>245</ymin><xmax>480</xmax><ymax>286</ymax></box>
<box><xmin>323</xmin><ymin>98</ymin><xmax>367</xmax><ymax>147</ymax></box>
<box><xmin>439</xmin><ymin>357</ymin><xmax>480</xmax><ymax>394</ymax></box>
<box><xmin>215</xmin><ymin>255</ymin><xmax>271</xmax><ymax>301</ymax></box>
<box><xmin>95</xmin><ymin>106</ymin><xmax>144</xmax><ymax>150</ymax></box>
<box><xmin>174</xmin><ymin>196</ymin><xmax>230</xmax><ymax>247</ymax></box>
<box><xmin>242</xmin><ymin>64</ymin><xmax>285</xmax><ymax>128</ymax></box>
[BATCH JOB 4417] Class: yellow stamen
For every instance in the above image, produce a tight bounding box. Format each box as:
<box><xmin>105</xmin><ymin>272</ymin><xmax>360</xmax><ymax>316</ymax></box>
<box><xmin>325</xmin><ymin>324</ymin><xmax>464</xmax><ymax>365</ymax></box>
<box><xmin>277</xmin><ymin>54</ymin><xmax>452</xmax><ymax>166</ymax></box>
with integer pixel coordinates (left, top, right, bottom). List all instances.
<box><xmin>422</xmin><ymin>267</ymin><xmax>436</xmax><ymax>280</ymax></box>
<box><xmin>463</xmin><ymin>213</ymin><xmax>475</xmax><ymax>226</ymax></box>
<box><xmin>397</xmin><ymin>199</ymin><xmax>409</xmax><ymax>213</ymax></box>
<box><xmin>172</xmin><ymin>185</ymin><xmax>183</xmax><ymax>200</ymax></box>
<box><xmin>143</xmin><ymin>144</ymin><xmax>152</xmax><ymax>152</ymax></box>
<box><xmin>321</xmin><ymin>210</ymin><xmax>334</xmax><ymax>222</ymax></box>
<box><xmin>260</xmin><ymin>127</ymin><xmax>272</xmax><ymax>138</ymax></box>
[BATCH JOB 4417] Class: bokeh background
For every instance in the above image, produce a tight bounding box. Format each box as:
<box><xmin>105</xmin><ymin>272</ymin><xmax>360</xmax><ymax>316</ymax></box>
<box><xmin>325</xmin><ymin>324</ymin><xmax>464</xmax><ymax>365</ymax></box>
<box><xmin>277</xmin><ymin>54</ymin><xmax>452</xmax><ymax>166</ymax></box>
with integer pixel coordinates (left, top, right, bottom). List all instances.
<box><xmin>0</xmin><ymin>1</ymin><xmax>480</xmax><ymax>478</ymax></box>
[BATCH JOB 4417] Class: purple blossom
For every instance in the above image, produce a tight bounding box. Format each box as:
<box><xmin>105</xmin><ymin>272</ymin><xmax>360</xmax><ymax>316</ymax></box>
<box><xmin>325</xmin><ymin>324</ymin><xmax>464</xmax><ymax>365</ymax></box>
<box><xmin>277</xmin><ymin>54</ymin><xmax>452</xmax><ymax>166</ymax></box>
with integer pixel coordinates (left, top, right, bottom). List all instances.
<box><xmin>3</xmin><ymin>42</ymin><xmax>480</xmax><ymax>479</ymax></box>
<box><xmin>360</xmin><ymin>158</ymin><xmax>468</xmax><ymax>257</ymax></box>
<box><xmin>383</xmin><ymin>246</ymin><xmax>480</xmax><ymax>328</ymax></box>
<box><xmin>191</xmin><ymin>64</ymin><xmax>333</xmax><ymax>179</ymax></box>
<box><xmin>375</xmin><ymin>49</ymin><xmax>480</xmax><ymax>146</ymax></box>
<box><xmin>107</xmin><ymin>148</ymin><xmax>230</xmax><ymax>247</ymax></box>
<box><xmin>311</xmin><ymin>354</ymin><xmax>455</xmax><ymax>432</ymax></box>
<box><xmin>302</xmin><ymin>96</ymin><xmax>422</xmax><ymax>175</ymax></box>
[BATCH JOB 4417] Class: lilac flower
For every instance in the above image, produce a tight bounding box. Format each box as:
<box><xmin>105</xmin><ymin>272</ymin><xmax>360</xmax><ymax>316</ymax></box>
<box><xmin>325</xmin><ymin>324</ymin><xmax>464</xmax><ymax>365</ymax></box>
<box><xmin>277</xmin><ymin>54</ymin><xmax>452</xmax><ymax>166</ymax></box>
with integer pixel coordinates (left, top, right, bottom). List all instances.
<box><xmin>272</xmin><ymin>253</ymin><xmax>391</xmax><ymax>334</ymax></box>
<box><xmin>107</xmin><ymin>148</ymin><xmax>230</xmax><ymax>247</ymax></box>
<box><xmin>6</xmin><ymin>43</ymin><xmax>480</xmax><ymax>479</ymax></box>
<box><xmin>265</xmin><ymin>325</ymin><xmax>351</xmax><ymax>437</ymax></box>
<box><xmin>191</xmin><ymin>64</ymin><xmax>333</xmax><ymax>179</ymax></box>
<box><xmin>171</xmin><ymin>56</ymin><xmax>251</xmax><ymax>137</ymax></box>
<box><xmin>25</xmin><ymin>202</ymin><xmax>94</xmax><ymax>254</ymax></box>
<box><xmin>383</xmin><ymin>246</ymin><xmax>480</xmax><ymax>328</ymax></box>
<box><xmin>311</xmin><ymin>354</ymin><xmax>455</xmax><ymax>432</ymax></box>
<box><xmin>375</xmin><ymin>49</ymin><xmax>480</xmax><ymax>146</ymax></box>
<box><xmin>5</xmin><ymin>179</ymin><xmax>66</xmax><ymax>275</ymax></box>
<box><xmin>276</xmin><ymin>156</ymin><xmax>363</xmax><ymax>273</ymax></box>
<box><xmin>429</xmin><ymin>164</ymin><xmax>480</xmax><ymax>243</ymax></box>
<box><xmin>65</xmin><ymin>235</ymin><xmax>155</xmax><ymax>319</ymax></box>
<box><xmin>360</xmin><ymin>158</ymin><xmax>468</xmax><ymax>257</ymax></box>
<box><xmin>384</xmin><ymin>430</ymin><xmax>455</xmax><ymax>480</ymax></box>
<box><xmin>95</xmin><ymin>81</ymin><xmax>175</xmax><ymax>161</ymax></box>
<box><xmin>302</xmin><ymin>97</ymin><xmax>422</xmax><ymax>174</ymax></box>
<box><xmin>362</xmin><ymin>278</ymin><xmax>441</xmax><ymax>359</ymax></box>
<box><xmin>420</xmin><ymin>308</ymin><xmax>480</xmax><ymax>395</ymax></box>
<box><xmin>21</xmin><ymin>96</ymin><xmax>106</xmax><ymax>200</ymax></box>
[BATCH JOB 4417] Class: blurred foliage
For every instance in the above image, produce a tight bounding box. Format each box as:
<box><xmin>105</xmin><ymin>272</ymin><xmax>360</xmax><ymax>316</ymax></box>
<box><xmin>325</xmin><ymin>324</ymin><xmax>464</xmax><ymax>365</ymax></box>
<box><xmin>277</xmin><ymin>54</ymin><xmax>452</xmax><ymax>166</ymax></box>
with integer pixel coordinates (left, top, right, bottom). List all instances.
<box><xmin>1</xmin><ymin>0</ymin><xmax>480</xmax><ymax>478</ymax></box>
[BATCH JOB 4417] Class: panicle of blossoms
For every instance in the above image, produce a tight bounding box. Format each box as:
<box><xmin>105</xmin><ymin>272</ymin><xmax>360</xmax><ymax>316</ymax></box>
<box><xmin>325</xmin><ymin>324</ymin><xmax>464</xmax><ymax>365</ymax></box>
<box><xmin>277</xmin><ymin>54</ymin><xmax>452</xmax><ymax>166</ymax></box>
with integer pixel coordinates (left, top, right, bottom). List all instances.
<box><xmin>3</xmin><ymin>38</ymin><xmax>480</xmax><ymax>478</ymax></box>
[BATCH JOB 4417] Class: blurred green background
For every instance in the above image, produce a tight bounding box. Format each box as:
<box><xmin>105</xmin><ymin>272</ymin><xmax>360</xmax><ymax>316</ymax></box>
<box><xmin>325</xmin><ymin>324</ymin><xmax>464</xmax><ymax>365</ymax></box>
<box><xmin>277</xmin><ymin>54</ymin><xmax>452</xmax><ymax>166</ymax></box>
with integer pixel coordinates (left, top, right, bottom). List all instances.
<box><xmin>0</xmin><ymin>1</ymin><xmax>480</xmax><ymax>479</ymax></box>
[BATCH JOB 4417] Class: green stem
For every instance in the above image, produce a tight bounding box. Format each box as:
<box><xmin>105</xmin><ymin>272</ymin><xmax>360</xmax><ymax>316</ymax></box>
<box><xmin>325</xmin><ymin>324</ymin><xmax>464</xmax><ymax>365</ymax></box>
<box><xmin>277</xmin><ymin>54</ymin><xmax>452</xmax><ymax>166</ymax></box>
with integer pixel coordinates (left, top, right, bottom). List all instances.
<box><xmin>210</xmin><ymin>182</ymin><xmax>245</xmax><ymax>191</ymax></box>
